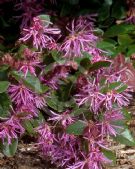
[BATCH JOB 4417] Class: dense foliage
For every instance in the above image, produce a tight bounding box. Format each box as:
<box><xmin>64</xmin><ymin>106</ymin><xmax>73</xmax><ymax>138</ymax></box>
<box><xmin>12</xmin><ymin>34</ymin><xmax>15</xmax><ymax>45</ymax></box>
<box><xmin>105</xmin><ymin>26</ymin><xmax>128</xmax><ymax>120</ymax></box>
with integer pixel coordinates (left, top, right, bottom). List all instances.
<box><xmin>1</xmin><ymin>0</ymin><xmax>135</xmax><ymax>168</ymax></box>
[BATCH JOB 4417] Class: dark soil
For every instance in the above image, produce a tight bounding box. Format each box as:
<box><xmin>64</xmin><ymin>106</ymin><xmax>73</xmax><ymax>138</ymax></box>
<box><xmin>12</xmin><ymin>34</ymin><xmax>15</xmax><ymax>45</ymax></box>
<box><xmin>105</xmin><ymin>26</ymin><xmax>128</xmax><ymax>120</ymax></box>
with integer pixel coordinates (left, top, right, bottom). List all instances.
<box><xmin>0</xmin><ymin>143</ymin><xmax>56</xmax><ymax>169</ymax></box>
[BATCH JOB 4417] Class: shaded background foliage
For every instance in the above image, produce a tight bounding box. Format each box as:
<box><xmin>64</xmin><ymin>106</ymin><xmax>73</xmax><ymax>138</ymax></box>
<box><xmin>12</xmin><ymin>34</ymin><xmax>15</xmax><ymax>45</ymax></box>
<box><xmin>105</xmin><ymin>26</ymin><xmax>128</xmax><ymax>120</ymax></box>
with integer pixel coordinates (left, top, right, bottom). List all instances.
<box><xmin>0</xmin><ymin>0</ymin><xmax>127</xmax><ymax>46</ymax></box>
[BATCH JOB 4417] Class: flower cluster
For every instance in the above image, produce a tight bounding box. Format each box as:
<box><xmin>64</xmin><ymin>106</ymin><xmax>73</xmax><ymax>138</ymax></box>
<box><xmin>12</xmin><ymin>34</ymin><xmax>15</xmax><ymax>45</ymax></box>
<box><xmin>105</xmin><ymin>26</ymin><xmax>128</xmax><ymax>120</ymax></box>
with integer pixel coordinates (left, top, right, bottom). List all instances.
<box><xmin>60</xmin><ymin>17</ymin><xmax>98</xmax><ymax>58</ymax></box>
<box><xmin>0</xmin><ymin>116</ymin><xmax>24</xmax><ymax>144</ymax></box>
<box><xmin>20</xmin><ymin>16</ymin><xmax>60</xmax><ymax>50</ymax></box>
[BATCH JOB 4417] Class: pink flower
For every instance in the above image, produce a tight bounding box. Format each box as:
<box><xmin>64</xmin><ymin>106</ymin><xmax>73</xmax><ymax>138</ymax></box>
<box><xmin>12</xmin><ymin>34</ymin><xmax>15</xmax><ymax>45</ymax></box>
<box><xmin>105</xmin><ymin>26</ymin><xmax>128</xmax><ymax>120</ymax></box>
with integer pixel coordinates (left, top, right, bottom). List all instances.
<box><xmin>60</xmin><ymin>19</ymin><xmax>98</xmax><ymax>58</ymax></box>
<box><xmin>102</xmin><ymin>88</ymin><xmax>132</xmax><ymax>110</ymax></box>
<box><xmin>0</xmin><ymin>116</ymin><xmax>24</xmax><ymax>144</ymax></box>
<box><xmin>41</xmin><ymin>64</ymin><xmax>70</xmax><ymax>89</ymax></box>
<box><xmin>86</xmin><ymin>48</ymin><xmax>109</xmax><ymax>63</ymax></box>
<box><xmin>8</xmin><ymin>83</ymin><xmax>34</xmax><ymax>106</ymax></box>
<box><xmin>75</xmin><ymin>79</ymin><xmax>104</xmax><ymax>113</ymax></box>
<box><xmin>36</xmin><ymin>123</ymin><xmax>54</xmax><ymax>155</ymax></box>
<box><xmin>76</xmin><ymin>78</ymin><xmax>132</xmax><ymax>112</ymax></box>
<box><xmin>22</xmin><ymin>48</ymin><xmax>41</xmax><ymax>60</ymax></box>
<box><xmin>34</xmin><ymin>94</ymin><xmax>46</xmax><ymax>109</ymax></box>
<box><xmin>98</xmin><ymin>110</ymin><xmax>124</xmax><ymax>137</ymax></box>
<box><xmin>50</xmin><ymin>133</ymin><xmax>81</xmax><ymax>167</ymax></box>
<box><xmin>19</xmin><ymin>60</ymin><xmax>40</xmax><ymax>77</ymax></box>
<box><xmin>76</xmin><ymin>14</ymin><xmax>97</xmax><ymax>30</ymax></box>
<box><xmin>46</xmin><ymin>41</ymin><xmax>58</xmax><ymax>50</ymax></box>
<box><xmin>16</xmin><ymin>103</ymin><xmax>38</xmax><ymax>119</ymax></box>
<box><xmin>48</xmin><ymin>110</ymin><xmax>74</xmax><ymax>128</ymax></box>
<box><xmin>75</xmin><ymin>67</ymin><xmax>132</xmax><ymax>113</ymax></box>
<box><xmin>88</xmin><ymin>147</ymin><xmax>111</xmax><ymax>169</ymax></box>
<box><xmin>20</xmin><ymin>17</ymin><xmax>60</xmax><ymax>50</ymax></box>
<box><xmin>18</xmin><ymin>48</ymin><xmax>41</xmax><ymax>77</ymax></box>
<box><xmin>66</xmin><ymin>160</ymin><xmax>86</xmax><ymax>169</ymax></box>
<box><xmin>67</xmin><ymin>147</ymin><xmax>111</xmax><ymax>169</ymax></box>
<box><xmin>111</xmin><ymin>54</ymin><xmax>135</xmax><ymax>90</ymax></box>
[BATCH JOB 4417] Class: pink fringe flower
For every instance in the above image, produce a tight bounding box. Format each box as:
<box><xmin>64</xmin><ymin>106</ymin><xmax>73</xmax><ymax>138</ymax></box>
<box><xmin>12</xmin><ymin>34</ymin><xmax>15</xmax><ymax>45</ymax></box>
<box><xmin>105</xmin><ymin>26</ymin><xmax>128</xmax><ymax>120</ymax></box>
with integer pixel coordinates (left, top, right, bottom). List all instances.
<box><xmin>19</xmin><ymin>60</ymin><xmax>40</xmax><ymax>77</ymax></box>
<box><xmin>0</xmin><ymin>116</ymin><xmax>24</xmax><ymax>144</ymax></box>
<box><xmin>102</xmin><ymin>88</ymin><xmax>132</xmax><ymax>110</ymax></box>
<box><xmin>41</xmin><ymin>64</ymin><xmax>70</xmax><ymax>89</ymax></box>
<box><xmin>20</xmin><ymin>17</ymin><xmax>60</xmax><ymax>50</ymax></box>
<box><xmin>60</xmin><ymin>19</ymin><xmax>98</xmax><ymax>58</ymax></box>
<box><xmin>67</xmin><ymin>147</ymin><xmax>111</xmax><ymax>169</ymax></box>
<box><xmin>75</xmin><ymin>79</ymin><xmax>105</xmax><ymax>113</ymax></box>
<box><xmin>34</xmin><ymin>94</ymin><xmax>46</xmax><ymax>109</ymax></box>
<box><xmin>50</xmin><ymin>133</ymin><xmax>81</xmax><ymax>167</ymax></box>
<box><xmin>16</xmin><ymin>103</ymin><xmax>38</xmax><ymax>119</ymax></box>
<box><xmin>48</xmin><ymin>110</ymin><xmax>74</xmax><ymax>128</ymax></box>
<box><xmin>36</xmin><ymin>123</ymin><xmax>54</xmax><ymax>155</ymax></box>
<box><xmin>76</xmin><ymin>14</ymin><xmax>97</xmax><ymax>30</ymax></box>
<box><xmin>18</xmin><ymin>48</ymin><xmax>41</xmax><ymax>77</ymax></box>
<box><xmin>8</xmin><ymin>83</ymin><xmax>34</xmax><ymax>106</ymax></box>
<box><xmin>98</xmin><ymin>110</ymin><xmax>124</xmax><ymax>137</ymax></box>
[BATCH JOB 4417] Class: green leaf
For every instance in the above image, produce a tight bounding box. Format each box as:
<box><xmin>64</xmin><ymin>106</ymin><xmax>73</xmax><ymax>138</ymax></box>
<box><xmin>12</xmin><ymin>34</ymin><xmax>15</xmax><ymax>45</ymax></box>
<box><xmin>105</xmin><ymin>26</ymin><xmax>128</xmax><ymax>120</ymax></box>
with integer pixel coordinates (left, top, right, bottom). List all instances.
<box><xmin>122</xmin><ymin>108</ymin><xmax>131</xmax><ymax>121</ymax></box>
<box><xmin>89</xmin><ymin>61</ymin><xmax>111</xmax><ymax>71</ymax></box>
<box><xmin>82</xmin><ymin>52</ymin><xmax>92</xmax><ymax>59</ymax></box>
<box><xmin>97</xmin><ymin>40</ymin><xmax>116</xmax><ymax>49</ymax></box>
<box><xmin>66</xmin><ymin>120</ymin><xmax>87</xmax><ymax>135</ymax></box>
<box><xmin>74</xmin><ymin>52</ymin><xmax>92</xmax><ymax>67</ymax></box>
<box><xmin>93</xmin><ymin>28</ymin><xmax>104</xmax><ymax>36</ymax></box>
<box><xmin>104</xmin><ymin>0</ymin><xmax>112</xmax><ymax>5</ymax></box>
<box><xmin>0</xmin><ymin>81</ymin><xmax>10</xmax><ymax>93</ymax></box>
<box><xmin>51</xmin><ymin>50</ymin><xmax>61</xmax><ymax>62</ymax></box>
<box><xmin>111</xmin><ymin>120</ymin><xmax>126</xmax><ymax>134</ymax></box>
<box><xmin>11</xmin><ymin>71</ymin><xmax>49</xmax><ymax>94</ymax></box>
<box><xmin>116</xmin><ymin>84</ymin><xmax>128</xmax><ymax>93</ymax></box>
<box><xmin>118</xmin><ymin>34</ymin><xmax>134</xmax><ymax>46</ymax></box>
<box><xmin>71</xmin><ymin>107</ymin><xmax>87</xmax><ymax>117</ymax></box>
<box><xmin>0</xmin><ymin>93</ymin><xmax>11</xmax><ymax>118</ymax></box>
<box><xmin>108</xmin><ymin>82</ymin><xmax>122</xmax><ymax>90</ymax></box>
<box><xmin>0</xmin><ymin>65</ymin><xmax>9</xmax><ymax>72</ymax></box>
<box><xmin>104</xmin><ymin>24</ymin><xmax>135</xmax><ymax>37</ymax></box>
<box><xmin>38</xmin><ymin>15</ymin><xmax>51</xmax><ymax>26</ymax></box>
<box><xmin>98</xmin><ymin>4</ymin><xmax>110</xmax><ymax>21</ymax></box>
<box><xmin>57</xmin><ymin>80</ymin><xmax>74</xmax><ymax>102</ymax></box>
<box><xmin>127</xmin><ymin>44</ymin><xmax>135</xmax><ymax>56</ymax></box>
<box><xmin>2</xmin><ymin>139</ymin><xmax>18</xmax><ymax>157</ymax></box>
<box><xmin>18</xmin><ymin>44</ymin><xmax>28</xmax><ymax>57</ymax></box>
<box><xmin>97</xmin><ymin>40</ymin><xmax>117</xmax><ymax>55</ymax></box>
<box><xmin>23</xmin><ymin>120</ymin><xmax>35</xmax><ymax>134</ymax></box>
<box><xmin>101</xmin><ymin>82</ymin><xmax>127</xmax><ymax>94</ymax></box>
<box><xmin>22</xmin><ymin>112</ymin><xmax>44</xmax><ymax>135</ymax></box>
<box><xmin>80</xmin><ymin>57</ymin><xmax>91</xmax><ymax>71</ymax></box>
<box><xmin>46</xmin><ymin>94</ymin><xmax>65</xmax><ymax>112</ymax></box>
<box><xmin>102</xmin><ymin>149</ymin><xmax>116</xmax><ymax>164</ymax></box>
<box><xmin>113</xmin><ymin>129</ymin><xmax>135</xmax><ymax>146</ymax></box>
<box><xmin>111</xmin><ymin>1</ymin><xmax>126</xmax><ymax>19</ymax></box>
<box><xmin>116</xmin><ymin>45</ymin><xmax>127</xmax><ymax>55</ymax></box>
<box><xmin>108</xmin><ymin>82</ymin><xmax>127</xmax><ymax>93</ymax></box>
<box><xmin>23</xmin><ymin>73</ymin><xmax>48</xmax><ymax>94</ymax></box>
